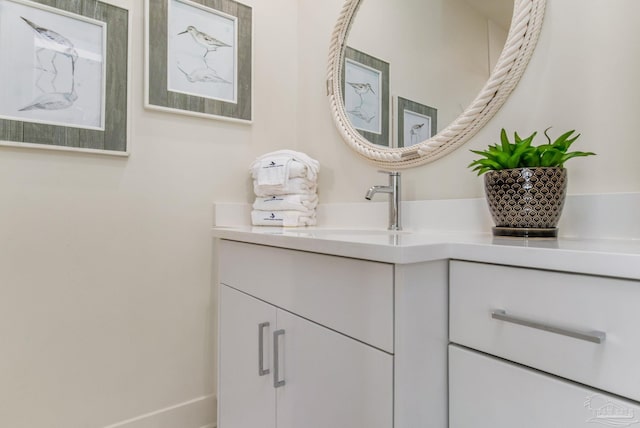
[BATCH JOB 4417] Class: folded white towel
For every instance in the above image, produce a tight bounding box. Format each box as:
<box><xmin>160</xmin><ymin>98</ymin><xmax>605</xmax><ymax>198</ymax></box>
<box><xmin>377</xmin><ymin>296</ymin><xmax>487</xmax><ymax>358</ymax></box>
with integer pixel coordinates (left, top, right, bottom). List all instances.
<box><xmin>253</xmin><ymin>194</ymin><xmax>318</xmax><ymax>212</ymax></box>
<box><xmin>251</xmin><ymin>210</ymin><xmax>317</xmax><ymax>227</ymax></box>
<box><xmin>252</xmin><ymin>159</ymin><xmax>308</xmax><ymax>181</ymax></box>
<box><xmin>255</xmin><ymin>156</ymin><xmax>291</xmax><ymax>186</ymax></box>
<box><xmin>288</xmin><ymin>160</ymin><xmax>308</xmax><ymax>180</ymax></box>
<box><xmin>250</xmin><ymin>150</ymin><xmax>320</xmax><ymax>182</ymax></box>
<box><xmin>254</xmin><ymin>177</ymin><xmax>317</xmax><ymax>197</ymax></box>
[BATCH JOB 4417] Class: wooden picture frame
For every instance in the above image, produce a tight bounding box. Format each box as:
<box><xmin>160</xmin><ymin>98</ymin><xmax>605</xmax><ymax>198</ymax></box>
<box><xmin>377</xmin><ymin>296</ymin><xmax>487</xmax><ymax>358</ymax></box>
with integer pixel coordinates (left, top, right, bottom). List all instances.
<box><xmin>0</xmin><ymin>0</ymin><xmax>131</xmax><ymax>155</ymax></box>
<box><xmin>341</xmin><ymin>47</ymin><xmax>389</xmax><ymax>147</ymax></box>
<box><xmin>145</xmin><ymin>0</ymin><xmax>253</xmax><ymax>123</ymax></box>
<box><xmin>396</xmin><ymin>96</ymin><xmax>437</xmax><ymax>148</ymax></box>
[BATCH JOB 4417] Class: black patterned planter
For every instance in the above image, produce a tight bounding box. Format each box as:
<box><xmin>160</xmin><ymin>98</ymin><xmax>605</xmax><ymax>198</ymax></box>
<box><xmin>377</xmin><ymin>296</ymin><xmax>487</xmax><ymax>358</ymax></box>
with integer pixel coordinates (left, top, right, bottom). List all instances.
<box><xmin>484</xmin><ymin>167</ymin><xmax>567</xmax><ymax>238</ymax></box>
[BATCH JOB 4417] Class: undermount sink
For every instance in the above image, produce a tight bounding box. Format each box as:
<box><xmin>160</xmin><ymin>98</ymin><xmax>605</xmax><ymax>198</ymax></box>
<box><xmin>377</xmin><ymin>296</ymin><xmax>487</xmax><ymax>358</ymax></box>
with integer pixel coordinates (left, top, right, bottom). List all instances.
<box><xmin>291</xmin><ymin>228</ymin><xmax>410</xmax><ymax>236</ymax></box>
<box><xmin>324</xmin><ymin>228</ymin><xmax>408</xmax><ymax>235</ymax></box>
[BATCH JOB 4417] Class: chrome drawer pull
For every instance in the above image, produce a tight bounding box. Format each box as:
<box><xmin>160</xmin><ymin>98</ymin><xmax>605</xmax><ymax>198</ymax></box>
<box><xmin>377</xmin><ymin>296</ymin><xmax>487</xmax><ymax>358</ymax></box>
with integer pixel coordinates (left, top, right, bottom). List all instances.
<box><xmin>491</xmin><ymin>309</ymin><xmax>606</xmax><ymax>344</ymax></box>
<box><xmin>258</xmin><ymin>322</ymin><xmax>270</xmax><ymax>376</ymax></box>
<box><xmin>273</xmin><ymin>329</ymin><xmax>285</xmax><ymax>388</ymax></box>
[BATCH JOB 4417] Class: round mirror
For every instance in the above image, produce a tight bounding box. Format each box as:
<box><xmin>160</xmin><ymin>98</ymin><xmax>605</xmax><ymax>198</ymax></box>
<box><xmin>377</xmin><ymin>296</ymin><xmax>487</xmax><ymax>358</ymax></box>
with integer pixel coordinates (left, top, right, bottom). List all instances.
<box><xmin>327</xmin><ymin>0</ymin><xmax>546</xmax><ymax>169</ymax></box>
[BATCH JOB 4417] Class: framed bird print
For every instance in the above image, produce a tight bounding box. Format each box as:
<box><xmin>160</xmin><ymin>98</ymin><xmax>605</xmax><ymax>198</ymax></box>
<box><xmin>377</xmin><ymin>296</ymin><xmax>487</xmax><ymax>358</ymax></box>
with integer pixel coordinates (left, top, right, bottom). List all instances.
<box><xmin>0</xmin><ymin>0</ymin><xmax>131</xmax><ymax>155</ymax></box>
<box><xmin>145</xmin><ymin>0</ymin><xmax>253</xmax><ymax>123</ymax></box>
<box><xmin>395</xmin><ymin>96</ymin><xmax>437</xmax><ymax>148</ymax></box>
<box><xmin>341</xmin><ymin>47</ymin><xmax>389</xmax><ymax>147</ymax></box>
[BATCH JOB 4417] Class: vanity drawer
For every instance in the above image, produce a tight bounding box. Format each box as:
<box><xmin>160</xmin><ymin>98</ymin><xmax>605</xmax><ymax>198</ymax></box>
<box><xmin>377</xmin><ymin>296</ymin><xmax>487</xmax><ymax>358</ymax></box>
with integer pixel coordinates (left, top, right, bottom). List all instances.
<box><xmin>450</xmin><ymin>260</ymin><xmax>640</xmax><ymax>401</ymax></box>
<box><xmin>219</xmin><ymin>239</ymin><xmax>394</xmax><ymax>353</ymax></box>
<box><xmin>450</xmin><ymin>345</ymin><xmax>640</xmax><ymax>428</ymax></box>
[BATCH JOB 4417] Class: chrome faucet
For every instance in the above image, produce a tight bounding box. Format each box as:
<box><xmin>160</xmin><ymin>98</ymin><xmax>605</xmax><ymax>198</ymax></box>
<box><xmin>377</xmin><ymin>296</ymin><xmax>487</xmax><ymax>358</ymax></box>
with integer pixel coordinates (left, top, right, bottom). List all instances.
<box><xmin>365</xmin><ymin>171</ymin><xmax>402</xmax><ymax>231</ymax></box>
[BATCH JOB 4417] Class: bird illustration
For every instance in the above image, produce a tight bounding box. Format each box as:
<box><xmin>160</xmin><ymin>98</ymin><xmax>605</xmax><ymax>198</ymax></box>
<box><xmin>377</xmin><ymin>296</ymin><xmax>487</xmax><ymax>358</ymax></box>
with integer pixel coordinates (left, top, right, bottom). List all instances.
<box><xmin>178</xmin><ymin>25</ymin><xmax>231</xmax><ymax>57</ymax></box>
<box><xmin>177</xmin><ymin>63</ymin><xmax>231</xmax><ymax>84</ymax></box>
<box><xmin>347</xmin><ymin>81</ymin><xmax>375</xmax><ymax>108</ymax></box>
<box><xmin>409</xmin><ymin>123</ymin><xmax>425</xmax><ymax>145</ymax></box>
<box><xmin>20</xmin><ymin>16</ymin><xmax>78</xmax><ymax>75</ymax></box>
<box><xmin>347</xmin><ymin>82</ymin><xmax>375</xmax><ymax>96</ymax></box>
<box><xmin>348</xmin><ymin>106</ymin><xmax>375</xmax><ymax>123</ymax></box>
<box><xmin>19</xmin><ymin>88</ymin><xmax>78</xmax><ymax>111</ymax></box>
<box><xmin>410</xmin><ymin>123</ymin><xmax>425</xmax><ymax>136</ymax></box>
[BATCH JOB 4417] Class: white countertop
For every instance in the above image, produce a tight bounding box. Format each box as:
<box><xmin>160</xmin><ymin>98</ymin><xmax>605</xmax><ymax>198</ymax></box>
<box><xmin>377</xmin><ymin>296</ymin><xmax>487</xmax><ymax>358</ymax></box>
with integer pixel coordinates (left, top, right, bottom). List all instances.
<box><xmin>212</xmin><ymin>226</ymin><xmax>640</xmax><ymax>280</ymax></box>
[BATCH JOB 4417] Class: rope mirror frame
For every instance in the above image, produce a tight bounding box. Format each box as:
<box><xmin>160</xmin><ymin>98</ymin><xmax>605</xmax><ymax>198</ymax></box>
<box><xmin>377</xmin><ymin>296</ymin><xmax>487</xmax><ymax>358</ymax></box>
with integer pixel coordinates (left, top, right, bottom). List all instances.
<box><xmin>327</xmin><ymin>0</ymin><xmax>547</xmax><ymax>170</ymax></box>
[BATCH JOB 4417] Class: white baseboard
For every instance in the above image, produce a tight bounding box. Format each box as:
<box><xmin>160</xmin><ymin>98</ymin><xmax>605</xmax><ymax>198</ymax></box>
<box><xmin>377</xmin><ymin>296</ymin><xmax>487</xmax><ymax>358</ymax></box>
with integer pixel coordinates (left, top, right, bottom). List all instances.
<box><xmin>102</xmin><ymin>395</ymin><xmax>216</xmax><ymax>428</ymax></box>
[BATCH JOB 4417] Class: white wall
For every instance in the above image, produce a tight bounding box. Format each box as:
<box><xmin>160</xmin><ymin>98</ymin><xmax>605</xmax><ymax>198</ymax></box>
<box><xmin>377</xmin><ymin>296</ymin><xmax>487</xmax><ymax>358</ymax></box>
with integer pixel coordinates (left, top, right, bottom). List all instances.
<box><xmin>1</xmin><ymin>0</ymin><xmax>639</xmax><ymax>427</ymax></box>
<box><xmin>488</xmin><ymin>19</ymin><xmax>508</xmax><ymax>71</ymax></box>
<box><xmin>0</xmin><ymin>0</ymin><xmax>298</xmax><ymax>427</ymax></box>
<box><xmin>347</xmin><ymin>0</ymin><xmax>494</xmax><ymax>136</ymax></box>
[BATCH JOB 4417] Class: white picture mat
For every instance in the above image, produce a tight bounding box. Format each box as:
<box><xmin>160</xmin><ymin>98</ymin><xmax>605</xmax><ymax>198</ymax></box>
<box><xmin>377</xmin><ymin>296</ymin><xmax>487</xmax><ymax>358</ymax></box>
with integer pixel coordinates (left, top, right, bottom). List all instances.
<box><xmin>344</xmin><ymin>58</ymin><xmax>382</xmax><ymax>135</ymax></box>
<box><xmin>0</xmin><ymin>0</ymin><xmax>105</xmax><ymax>130</ymax></box>
<box><xmin>403</xmin><ymin>109</ymin><xmax>432</xmax><ymax>147</ymax></box>
<box><xmin>167</xmin><ymin>0</ymin><xmax>237</xmax><ymax>103</ymax></box>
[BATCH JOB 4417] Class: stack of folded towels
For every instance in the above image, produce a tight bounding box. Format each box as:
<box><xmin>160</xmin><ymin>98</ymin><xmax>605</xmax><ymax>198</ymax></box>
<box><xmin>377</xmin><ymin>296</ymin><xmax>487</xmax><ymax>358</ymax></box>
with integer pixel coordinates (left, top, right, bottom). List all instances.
<box><xmin>250</xmin><ymin>150</ymin><xmax>320</xmax><ymax>227</ymax></box>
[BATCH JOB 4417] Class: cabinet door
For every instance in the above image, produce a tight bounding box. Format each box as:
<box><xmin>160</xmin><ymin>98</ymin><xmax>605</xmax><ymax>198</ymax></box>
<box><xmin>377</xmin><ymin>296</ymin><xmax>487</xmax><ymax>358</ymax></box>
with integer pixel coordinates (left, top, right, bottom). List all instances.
<box><xmin>449</xmin><ymin>345</ymin><xmax>640</xmax><ymax>428</ymax></box>
<box><xmin>218</xmin><ymin>285</ymin><xmax>277</xmax><ymax>428</ymax></box>
<box><xmin>276</xmin><ymin>309</ymin><xmax>393</xmax><ymax>428</ymax></box>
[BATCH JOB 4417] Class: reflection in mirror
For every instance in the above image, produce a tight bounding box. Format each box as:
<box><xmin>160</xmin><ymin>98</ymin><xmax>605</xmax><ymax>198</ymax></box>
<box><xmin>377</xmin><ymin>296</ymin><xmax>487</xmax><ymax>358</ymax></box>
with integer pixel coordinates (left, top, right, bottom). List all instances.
<box><xmin>327</xmin><ymin>0</ymin><xmax>546</xmax><ymax>169</ymax></box>
<box><xmin>342</xmin><ymin>47</ymin><xmax>390</xmax><ymax>146</ymax></box>
<box><xmin>346</xmin><ymin>0</ymin><xmax>514</xmax><ymax>148</ymax></box>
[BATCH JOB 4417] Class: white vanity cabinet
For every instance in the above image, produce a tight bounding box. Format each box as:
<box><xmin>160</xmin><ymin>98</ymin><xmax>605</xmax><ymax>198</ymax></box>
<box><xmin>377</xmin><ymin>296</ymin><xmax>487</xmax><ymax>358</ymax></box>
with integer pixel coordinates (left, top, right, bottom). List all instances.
<box><xmin>219</xmin><ymin>285</ymin><xmax>393</xmax><ymax>428</ymax></box>
<box><xmin>216</xmin><ymin>238</ymin><xmax>449</xmax><ymax>428</ymax></box>
<box><xmin>213</xmin><ymin>226</ymin><xmax>640</xmax><ymax>428</ymax></box>
<box><xmin>217</xmin><ymin>239</ymin><xmax>396</xmax><ymax>428</ymax></box>
<box><xmin>449</xmin><ymin>260</ymin><xmax>640</xmax><ymax>427</ymax></box>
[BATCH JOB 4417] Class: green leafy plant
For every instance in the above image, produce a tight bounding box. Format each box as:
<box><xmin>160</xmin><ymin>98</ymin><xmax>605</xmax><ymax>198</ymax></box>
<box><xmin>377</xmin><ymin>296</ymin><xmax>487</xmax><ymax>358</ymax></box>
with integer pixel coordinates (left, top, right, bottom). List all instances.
<box><xmin>468</xmin><ymin>128</ymin><xmax>596</xmax><ymax>175</ymax></box>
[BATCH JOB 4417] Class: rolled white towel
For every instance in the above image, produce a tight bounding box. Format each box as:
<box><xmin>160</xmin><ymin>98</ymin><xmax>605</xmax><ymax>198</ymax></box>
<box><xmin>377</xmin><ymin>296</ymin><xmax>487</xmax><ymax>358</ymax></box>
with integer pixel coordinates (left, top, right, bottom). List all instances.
<box><xmin>253</xmin><ymin>194</ymin><xmax>318</xmax><ymax>212</ymax></box>
<box><xmin>251</xmin><ymin>210</ymin><xmax>316</xmax><ymax>227</ymax></box>
<box><xmin>254</xmin><ymin>177</ymin><xmax>317</xmax><ymax>197</ymax></box>
<box><xmin>250</xmin><ymin>150</ymin><xmax>320</xmax><ymax>182</ymax></box>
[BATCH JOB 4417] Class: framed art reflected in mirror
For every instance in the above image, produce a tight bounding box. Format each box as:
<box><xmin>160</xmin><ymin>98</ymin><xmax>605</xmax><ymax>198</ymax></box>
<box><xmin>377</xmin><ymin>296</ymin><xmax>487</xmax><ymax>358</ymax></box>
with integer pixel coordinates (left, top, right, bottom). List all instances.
<box><xmin>341</xmin><ymin>47</ymin><xmax>389</xmax><ymax>147</ymax></box>
<box><xmin>396</xmin><ymin>96</ymin><xmax>437</xmax><ymax>148</ymax></box>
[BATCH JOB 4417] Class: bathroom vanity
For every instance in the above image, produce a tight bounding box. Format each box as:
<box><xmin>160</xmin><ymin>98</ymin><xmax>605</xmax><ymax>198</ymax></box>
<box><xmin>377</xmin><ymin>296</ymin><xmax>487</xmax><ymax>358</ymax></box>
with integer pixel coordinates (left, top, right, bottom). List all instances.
<box><xmin>212</xmin><ymin>227</ymin><xmax>640</xmax><ymax>427</ymax></box>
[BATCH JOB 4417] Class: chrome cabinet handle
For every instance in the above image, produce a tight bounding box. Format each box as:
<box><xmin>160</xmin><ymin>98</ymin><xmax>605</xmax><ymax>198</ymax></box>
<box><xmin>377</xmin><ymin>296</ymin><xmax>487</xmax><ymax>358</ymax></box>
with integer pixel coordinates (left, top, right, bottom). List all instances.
<box><xmin>273</xmin><ymin>329</ymin><xmax>285</xmax><ymax>388</ymax></box>
<box><xmin>491</xmin><ymin>309</ymin><xmax>606</xmax><ymax>344</ymax></box>
<box><xmin>258</xmin><ymin>322</ymin><xmax>270</xmax><ymax>376</ymax></box>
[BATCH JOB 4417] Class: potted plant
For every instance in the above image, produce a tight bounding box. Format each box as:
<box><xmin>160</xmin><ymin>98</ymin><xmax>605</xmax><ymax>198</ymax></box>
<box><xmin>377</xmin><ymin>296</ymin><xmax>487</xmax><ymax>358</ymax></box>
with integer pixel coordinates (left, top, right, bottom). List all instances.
<box><xmin>468</xmin><ymin>128</ymin><xmax>595</xmax><ymax>237</ymax></box>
